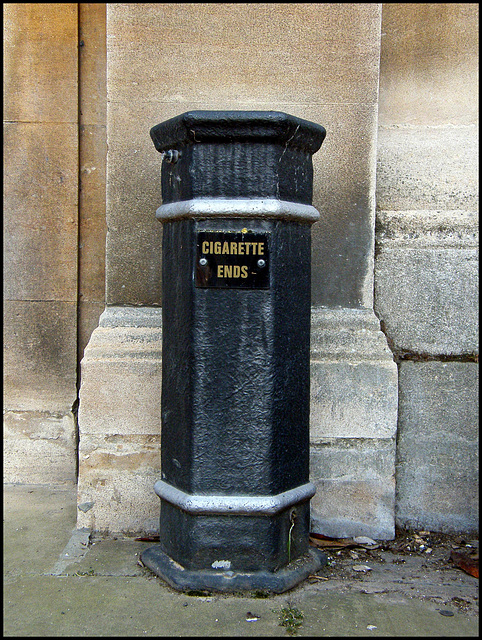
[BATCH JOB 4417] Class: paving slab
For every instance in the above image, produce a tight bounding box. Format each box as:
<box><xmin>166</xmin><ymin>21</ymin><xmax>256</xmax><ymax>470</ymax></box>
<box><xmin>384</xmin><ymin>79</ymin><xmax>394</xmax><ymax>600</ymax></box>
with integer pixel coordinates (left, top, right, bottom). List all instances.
<box><xmin>3</xmin><ymin>484</ymin><xmax>478</xmax><ymax>637</ymax></box>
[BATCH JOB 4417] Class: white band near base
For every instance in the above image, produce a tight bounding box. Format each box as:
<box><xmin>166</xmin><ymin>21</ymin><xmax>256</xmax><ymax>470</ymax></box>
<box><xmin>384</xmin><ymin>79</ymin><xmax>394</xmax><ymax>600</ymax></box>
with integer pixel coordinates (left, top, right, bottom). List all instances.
<box><xmin>154</xmin><ymin>479</ymin><xmax>316</xmax><ymax>516</ymax></box>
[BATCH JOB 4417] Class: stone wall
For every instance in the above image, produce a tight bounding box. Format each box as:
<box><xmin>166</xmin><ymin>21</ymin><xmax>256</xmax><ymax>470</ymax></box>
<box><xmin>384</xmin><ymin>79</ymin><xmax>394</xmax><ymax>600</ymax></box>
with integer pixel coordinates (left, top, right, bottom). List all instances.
<box><xmin>3</xmin><ymin>4</ymin><xmax>80</xmax><ymax>484</ymax></box>
<box><xmin>375</xmin><ymin>3</ymin><xmax>479</xmax><ymax>532</ymax></box>
<box><xmin>77</xmin><ymin>3</ymin><xmax>108</xmax><ymax>363</ymax></box>
<box><xmin>3</xmin><ymin>4</ymin><xmax>107</xmax><ymax>486</ymax></box>
<box><xmin>4</xmin><ymin>3</ymin><xmax>478</xmax><ymax>537</ymax></box>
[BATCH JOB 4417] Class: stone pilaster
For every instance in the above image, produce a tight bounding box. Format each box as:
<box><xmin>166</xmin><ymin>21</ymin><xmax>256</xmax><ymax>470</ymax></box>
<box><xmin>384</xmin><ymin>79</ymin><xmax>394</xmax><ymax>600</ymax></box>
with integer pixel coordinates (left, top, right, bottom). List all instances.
<box><xmin>309</xmin><ymin>307</ymin><xmax>398</xmax><ymax>539</ymax></box>
<box><xmin>77</xmin><ymin>306</ymin><xmax>162</xmax><ymax>534</ymax></box>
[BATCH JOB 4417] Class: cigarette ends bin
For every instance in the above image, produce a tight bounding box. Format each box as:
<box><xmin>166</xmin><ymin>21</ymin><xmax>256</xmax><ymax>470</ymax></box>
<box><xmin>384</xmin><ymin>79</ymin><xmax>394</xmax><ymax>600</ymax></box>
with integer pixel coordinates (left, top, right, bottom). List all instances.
<box><xmin>140</xmin><ymin>111</ymin><xmax>327</xmax><ymax>593</ymax></box>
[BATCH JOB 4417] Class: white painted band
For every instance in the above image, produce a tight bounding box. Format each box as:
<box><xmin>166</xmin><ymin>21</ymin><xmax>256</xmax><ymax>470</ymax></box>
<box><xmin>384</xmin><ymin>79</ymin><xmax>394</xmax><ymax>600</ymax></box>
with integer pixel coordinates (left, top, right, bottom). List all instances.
<box><xmin>154</xmin><ymin>480</ymin><xmax>316</xmax><ymax>516</ymax></box>
<box><xmin>156</xmin><ymin>198</ymin><xmax>320</xmax><ymax>223</ymax></box>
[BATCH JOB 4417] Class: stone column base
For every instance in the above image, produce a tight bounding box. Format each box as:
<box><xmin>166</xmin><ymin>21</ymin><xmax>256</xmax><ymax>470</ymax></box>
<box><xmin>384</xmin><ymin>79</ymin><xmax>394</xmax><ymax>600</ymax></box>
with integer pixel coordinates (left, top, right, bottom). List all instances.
<box><xmin>77</xmin><ymin>306</ymin><xmax>162</xmax><ymax>535</ymax></box>
<box><xmin>77</xmin><ymin>305</ymin><xmax>398</xmax><ymax>539</ymax></box>
<box><xmin>309</xmin><ymin>307</ymin><xmax>398</xmax><ymax>540</ymax></box>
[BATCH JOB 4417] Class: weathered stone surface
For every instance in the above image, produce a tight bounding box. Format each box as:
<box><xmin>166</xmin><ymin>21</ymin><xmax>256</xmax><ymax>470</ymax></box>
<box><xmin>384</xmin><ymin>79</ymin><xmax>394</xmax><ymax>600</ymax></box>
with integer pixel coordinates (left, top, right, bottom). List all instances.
<box><xmin>379</xmin><ymin>3</ymin><xmax>479</xmax><ymax>126</ymax></box>
<box><xmin>78</xmin><ymin>300</ymin><xmax>105</xmax><ymax>362</ymax></box>
<box><xmin>78</xmin><ymin>3</ymin><xmax>106</xmax><ymax>305</ymax></box>
<box><xmin>3</xmin><ymin>410</ymin><xmax>77</xmax><ymax>485</ymax></box>
<box><xmin>309</xmin><ymin>309</ymin><xmax>397</xmax><ymax>539</ymax></box>
<box><xmin>3</xmin><ymin>122</ymin><xmax>78</xmax><ymax>302</ymax></box>
<box><xmin>376</xmin><ymin>125</ymin><xmax>478</xmax><ymax>212</ymax></box>
<box><xmin>3</xmin><ymin>3</ymin><xmax>78</xmax><ymax>123</ymax></box>
<box><xmin>311</xmin><ymin>362</ymin><xmax>397</xmax><ymax>440</ymax></box>
<box><xmin>374</xmin><ymin>210</ymin><xmax>479</xmax><ymax>355</ymax></box>
<box><xmin>77</xmin><ymin>307</ymin><xmax>162</xmax><ymax>532</ymax></box>
<box><xmin>310</xmin><ymin>307</ymin><xmax>395</xmax><ymax>363</ymax></box>
<box><xmin>79</xmin><ymin>124</ymin><xmax>107</xmax><ymax>303</ymax></box>
<box><xmin>106</xmin><ymin>4</ymin><xmax>381</xmax><ymax>106</ymax></box>
<box><xmin>78</xmin><ymin>3</ymin><xmax>106</xmax><ymax>126</ymax></box>
<box><xmin>77</xmin><ymin>3</ymin><xmax>107</xmax><ymax>363</ymax></box>
<box><xmin>310</xmin><ymin>439</ymin><xmax>396</xmax><ymax>540</ymax></box>
<box><xmin>105</xmin><ymin>99</ymin><xmax>379</xmax><ymax>307</ymax></box>
<box><xmin>76</xmin><ymin>434</ymin><xmax>160</xmax><ymax>535</ymax></box>
<box><xmin>78</xmin><ymin>306</ymin><xmax>399</xmax><ymax>536</ymax></box>
<box><xmin>105</xmin><ymin>3</ymin><xmax>382</xmax><ymax>308</ymax></box>
<box><xmin>376</xmin><ymin>209</ymin><xmax>478</xmax><ymax>246</ymax></box>
<box><xmin>310</xmin><ymin>103</ymin><xmax>378</xmax><ymax>308</ymax></box>
<box><xmin>310</xmin><ymin>308</ymin><xmax>398</xmax><ymax>439</ymax></box>
<box><xmin>3</xmin><ymin>300</ymin><xmax>78</xmax><ymax>412</ymax></box>
<box><xmin>98</xmin><ymin>306</ymin><xmax>162</xmax><ymax>328</ymax></box>
<box><xmin>79</xmin><ymin>352</ymin><xmax>162</xmax><ymax>437</ymax></box>
<box><xmin>3</xmin><ymin>4</ymin><xmax>80</xmax><ymax>490</ymax></box>
<box><xmin>78</xmin><ymin>324</ymin><xmax>162</xmax><ymax>437</ymax></box>
<box><xmin>396</xmin><ymin>361</ymin><xmax>479</xmax><ymax>533</ymax></box>
<box><xmin>374</xmin><ymin>3</ymin><xmax>478</xmax><ymax>537</ymax></box>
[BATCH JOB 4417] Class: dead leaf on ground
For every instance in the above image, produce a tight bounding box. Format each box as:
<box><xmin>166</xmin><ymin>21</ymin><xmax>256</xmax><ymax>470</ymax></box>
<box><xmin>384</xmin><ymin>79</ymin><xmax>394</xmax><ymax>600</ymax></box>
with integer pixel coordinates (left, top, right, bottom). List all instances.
<box><xmin>450</xmin><ymin>549</ymin><xmax>479</xmax><ymax>578</ymax></box>
<box><xmin>309</xmin><ymin>533</ymin><xmax>379</xmax><ymax>550</ymax></box>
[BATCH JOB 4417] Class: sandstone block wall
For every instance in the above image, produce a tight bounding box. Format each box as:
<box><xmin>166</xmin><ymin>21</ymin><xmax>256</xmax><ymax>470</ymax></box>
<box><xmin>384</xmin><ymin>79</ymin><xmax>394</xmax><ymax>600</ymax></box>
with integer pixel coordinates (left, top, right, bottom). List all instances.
<box><xmin>375</xmin><ymin>3</ymin><xmax>479</xmax><ymax>533</ymax></box>
<box><xmin>103</xmin><ymin>3</ymin><xmax>382</xmax><ymax>310</ymax></box>
<box><xmin>3</xmin><ymin>4</ymin><xmax>79</xmax><ymax>485</ymax></box>
<box><xmin>4</xmin><ymin>3</ymin><xmax>478</xmax><ymax>537</ymax></box>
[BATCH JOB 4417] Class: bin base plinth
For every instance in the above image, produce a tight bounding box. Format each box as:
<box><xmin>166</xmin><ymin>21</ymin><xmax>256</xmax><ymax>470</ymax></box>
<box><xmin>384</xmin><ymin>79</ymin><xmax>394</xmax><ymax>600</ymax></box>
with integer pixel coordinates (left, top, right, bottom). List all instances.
<box><xmin>140</xmin><ymin>546</ymin><xmax>327</xmax><ymax>594</ymax></box>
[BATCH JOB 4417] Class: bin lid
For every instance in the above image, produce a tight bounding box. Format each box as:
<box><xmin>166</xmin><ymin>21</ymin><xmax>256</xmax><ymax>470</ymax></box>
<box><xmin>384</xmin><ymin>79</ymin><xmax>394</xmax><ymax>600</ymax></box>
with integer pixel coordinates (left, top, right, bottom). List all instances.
<box><xmin>150</xmin><ymin>110</ymin><xmax>326</xmax><ymax>155</ymax></box>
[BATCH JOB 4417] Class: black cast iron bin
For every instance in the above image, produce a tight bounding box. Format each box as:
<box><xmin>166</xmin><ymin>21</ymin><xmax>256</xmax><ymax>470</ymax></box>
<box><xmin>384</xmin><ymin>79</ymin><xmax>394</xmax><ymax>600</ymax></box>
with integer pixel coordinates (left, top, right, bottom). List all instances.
<box><xmin>140</xmin><ymin>111</ymin><xmax>327</xmax><ymax>593</ymax></box>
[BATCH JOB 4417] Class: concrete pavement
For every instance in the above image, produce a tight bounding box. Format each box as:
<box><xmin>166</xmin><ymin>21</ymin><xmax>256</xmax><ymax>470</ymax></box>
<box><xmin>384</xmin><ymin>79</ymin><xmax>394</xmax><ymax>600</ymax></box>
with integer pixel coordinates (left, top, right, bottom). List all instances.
<box><xmin>3</xmin><ymin>483</ymin><xmax>478</xmax><ymax>636</ymax></box>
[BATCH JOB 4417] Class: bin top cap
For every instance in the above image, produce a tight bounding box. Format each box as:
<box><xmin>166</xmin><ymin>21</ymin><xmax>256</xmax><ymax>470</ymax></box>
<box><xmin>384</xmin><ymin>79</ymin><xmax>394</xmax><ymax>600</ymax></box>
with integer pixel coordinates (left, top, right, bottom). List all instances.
<box><xmin>150</xmin><ymin>110</ymin><xmax>326</xmax><ymax>155</ymax></box>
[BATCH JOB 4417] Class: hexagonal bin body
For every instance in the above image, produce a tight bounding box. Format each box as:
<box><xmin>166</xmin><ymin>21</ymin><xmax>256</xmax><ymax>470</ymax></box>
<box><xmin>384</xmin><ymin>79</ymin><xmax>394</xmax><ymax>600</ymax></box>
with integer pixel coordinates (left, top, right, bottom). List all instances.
<box><xmin>141</xmin><ymin>111</ymin><xmax>326</xmax><ymax>593</ymax></box>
